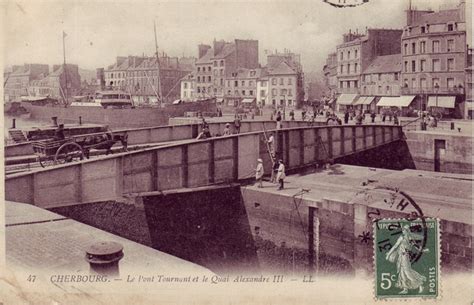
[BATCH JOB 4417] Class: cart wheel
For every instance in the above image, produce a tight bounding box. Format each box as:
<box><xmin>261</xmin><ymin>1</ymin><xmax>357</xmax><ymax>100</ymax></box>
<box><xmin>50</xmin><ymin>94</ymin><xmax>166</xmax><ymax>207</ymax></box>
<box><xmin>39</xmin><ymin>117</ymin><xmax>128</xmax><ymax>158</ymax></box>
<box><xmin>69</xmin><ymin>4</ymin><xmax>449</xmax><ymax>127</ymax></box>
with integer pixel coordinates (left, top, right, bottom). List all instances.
<box><xmin>54</xmin><ymin>142</ymin><xmax>85</xmax><ymax>164</ymax></box>
<box><xmin>39</xmin><ymin>156</ymin><xmax>55</xmax><ymax>168</ymax></box>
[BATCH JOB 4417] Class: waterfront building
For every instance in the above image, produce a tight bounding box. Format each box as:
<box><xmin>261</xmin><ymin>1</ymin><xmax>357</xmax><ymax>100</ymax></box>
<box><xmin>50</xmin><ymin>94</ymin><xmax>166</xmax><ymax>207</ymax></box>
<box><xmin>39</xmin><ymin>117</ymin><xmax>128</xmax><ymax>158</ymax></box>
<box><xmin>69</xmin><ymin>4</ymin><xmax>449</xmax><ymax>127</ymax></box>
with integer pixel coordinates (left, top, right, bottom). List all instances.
<box><xmin>195</xmin><ymin>39</ymin><xmax>259</xmax><ymax>101</ymax></box>
<box><xmin>256</xmin><ymin>75</ymin><xmax>269</xmax><ymax>107</ymax></box>
<box><xmin>224</xmin><ymin>68</ymin><xmax>263</xmax><ymax>107</ymax></box>
<box><xmin>180</xmin><ymin>73</ymin><xmax>196</xmax><ymax>102</ymax></box>
<box><xmin>401</xmin><ymin>1</ymin><xmax>467</xmax><ymax>118</ymax></box>
<box><xmin>359</xmin><ymin>54</ymin><xmax>402</xmax><ymax>113</ymax></box>
<box><xmin>322</xmin><ymin>52</ymin><xmax>338</xmax><ymax>99</ymax></box>
<box><xmin>466</xmin><ymin>48</ymin><xmax>473</xmax><ymax>118</ymax></box>
<box><xmin>103</xmin><ymin>55</ymin><xmax>194</xmax><ymax>105</ymax></box>
<box><xmin>266</xmin><ymin>51</ymin><xmax>304</xmax><ymax>109</ymax></box>
<box><xmin>4</xmin><ymin>64</ymin><xmax>49</xmax><ymax>102</ymax></box>
<box><xmin>27</xmin><ymin>64</ymin><xmax>81</xmax><ymax>101</ymax></box>
<box><xmin>335</xmin><ymin>28</ymin><xmax>403</xmax><ymax>111</ymax></box>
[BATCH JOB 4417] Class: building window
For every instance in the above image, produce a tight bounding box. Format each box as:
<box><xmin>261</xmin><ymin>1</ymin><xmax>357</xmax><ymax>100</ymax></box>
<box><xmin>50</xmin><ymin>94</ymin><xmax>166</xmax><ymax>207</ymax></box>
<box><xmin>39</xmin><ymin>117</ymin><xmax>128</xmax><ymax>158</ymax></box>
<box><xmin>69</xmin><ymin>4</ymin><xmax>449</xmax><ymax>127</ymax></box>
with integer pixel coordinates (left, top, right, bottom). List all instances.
<box><xmin>447</xmin><ymin>24</ymin><xmax>454</xmax><ymax>31</ymax></box>
<box><xmin>214</xmin><ymin>70</ymin><xmax>218</xmax><ymax>76</ymax></box>
<box><xmin>420</xmin><ymin>41</ymin><xmax>426</xmax><ymax>53</ymax></box>
<box><xmin>340</xmin><ymin>52</ymin><xmax>343</xmax><ymax>60</ymax></box>
<box><xmin>249</xmin><ymin>90</ymin><xmax>254</xmax><ymax>96</ymax></box>
<box><xmin>220</xmin><ymin>60</ymin><xmax>224</xmax><ymax>67</ymax></box>
<box><xmin>354</xmin><ymin>80</ymin><xmax>358</xmax><ymax>88</ymax></box>
<box><xmin>447</xmin><ymin>78</ymin><xmax>454</xmax><ymax>88</ymax></box>
<box><xmin>208</xmin><ymin>76</ymin><xmax>211</xmax><ymax>82</ymax></box>
<box><xmin>208</xmin><ymin>66</ymin><xmax>211</xmax><ymax>72</ymax></box>
<box><xmin>249</xmin><ymin>81</ymin><xmax>254</xmax><ymax>86</ymax></box>
<box><xmin>432</xmin><ymin>78</ymin><xmax>439</xmax><ymax>88</ymax></box>
<box><xmin>420</xmin><ymin>78</ymin><xmax>426</xmax><ymax>89</ymax></box>
<box><xmin>378</xmin><ymin>73</ymin><xmax>381</xmax><ymax>81</ymax></box>
<box><xmin>272</xmin><ymin>78</ymin><xmax>277</xmax><ymax>85</ymax></box>
<box><xmin>378</xmin><ymin>86</ymin><xmax>382</xmax><ymax>93</ymax></box>
<box><xmin>386</xmin><ymin>86</ymin><xmax>390</xmax><ymax>94</ymax></box>
<box><xmin>447</xmin><ymin>39</ymin><xmax>454</xmax><ymax>52</ymax></box>
<box><xmin>197</xmin><ymin>87</ymin><xmax>201</xmax><ymax>93</ymax></box>
<box><xmin>281</xmin><ymin>89</ymin><xmax>287</xmax><ymax>95</ymax></box>
<box><xmin>411</xmin><ymin>60</ymin><xmax>416</xmax><ymax>72</ymax></box>
<box><xmin>404</xmin><ymin>44</ymin><xmax>408</xmax><ymax>55</ymax></box>
<box><xmin>347</xmin><ymin>81</ymin><xmax>351</xmax><ymax>88</ymax></box>
<box><xmin>432</xmin><ymin>59</ymin><xmax>441</xmax><ymax>72</ymax></box>
<box><xmin>348</xmin><ymin>51</ymin><xmax>351</xmax><ymax>58</ymax></box>
<box><xmin>394</xmin><ymin>73</ymin><xmax>399</xmax><ymax>81</ymax></box>
<box><xmin>213</xmin><ymin>61</ymin><xmax>217</xmax><ymax>67</ymax></box>
<box><xmin>447</xmin><ymin>58</ymin><xmax>454</xmax><ymax>71</ymax></box>
<box><xmin>288</xmin><ymin>89</ymin><xmax>292</xmax><ymax>96</ymax></box>
<box><xmin>354</xmin><ymin>63</ymin><xmax>358</xmax><ymax>73</ymax></box>
<box><xmin>288</xmin><ymin>78</ymin><xmax>292</xmax><ymax>85</ymax></box>
<box><xmin>404</xmin><ymin>61</ymin><xmax>408</xmax><ymax>72</ymax></box>
<box><xmin>347</xmin><ymin>64</ymin><xmax>350</xmax><ymax>74</ymax></box>
<box><xmin>272</xmin><ymin>89</ymin><xmax>277</xmax><ymax>96</ymax></box>
<box><xmin>260</xmin><ymin>90</ymin><xmax>266</xmax><ymax>97</ymax></box>
<box><xmin>411</xmin><ymin>78</ymin><xmax>416</xmax><ymax>88</ymax></box>
<box><xmin>279</xmin><ymin>78</ymin><xmax>284</xmax><ymax>85</ymax></box>
<box><xmin>234</xmin><ymin>80</ymin><xmax>238</xmax><ymax>87</ymax></box>
<box><xmin>197</xmin><ymin>67</ymin><xmax>201</xmax><ymax>72</ymax></box>
<box><xmin>184</xmin><ymin>83</ymin><xmax>188</xmax><ymax>89</ymax></box>
<box><xmin>340</xmin><ymin>65</ymin><xmax>343</xmax><ymax>73</ymax></box>
<box><xmin>420</xmin><ymin>60</ymin><xmax>426</xmax><ymax>72</ymax></box>
<box><xmin>412</xmin><ymin>42</ymin><xmax>416</xmax><ymax>54</ymax></box>
<box><xmin>355</xmin><ymin>49</ymin><xmax>358</xmax><ymax>58</ymax></box>
<box><xmin>220</xmin><ymin>78</ymin><xmax>224</xmax><ymax>86</ymax></box>
<box><xmin>432</xmin><ymin>40</ymin><xmax>440</xmax><ymax>53</ymax></box>
<box><xmin>339</xmin><ymin>81</ymin><xmax>343</xmax><ymax>88</ymax></box>
<box><xmin>235</xmin><ymin>90</ymin><xmax>239</xmax><ymax>96</ymax></box>
<box><xmin>421</xmin><ymin>26</ymin><xmax>426</xmax><ymax>33</ymax></box>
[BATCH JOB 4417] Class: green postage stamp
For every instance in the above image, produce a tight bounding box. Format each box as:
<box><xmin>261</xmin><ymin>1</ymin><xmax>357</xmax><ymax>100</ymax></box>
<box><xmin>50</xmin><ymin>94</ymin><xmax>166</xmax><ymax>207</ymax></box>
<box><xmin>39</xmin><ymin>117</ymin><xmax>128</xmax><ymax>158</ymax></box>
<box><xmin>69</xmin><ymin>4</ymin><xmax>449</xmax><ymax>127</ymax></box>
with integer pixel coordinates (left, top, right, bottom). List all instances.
<box><xmin>374</xmin><ymin>218</ymin><xmax>440</xmax><ymax>299</ymax></box>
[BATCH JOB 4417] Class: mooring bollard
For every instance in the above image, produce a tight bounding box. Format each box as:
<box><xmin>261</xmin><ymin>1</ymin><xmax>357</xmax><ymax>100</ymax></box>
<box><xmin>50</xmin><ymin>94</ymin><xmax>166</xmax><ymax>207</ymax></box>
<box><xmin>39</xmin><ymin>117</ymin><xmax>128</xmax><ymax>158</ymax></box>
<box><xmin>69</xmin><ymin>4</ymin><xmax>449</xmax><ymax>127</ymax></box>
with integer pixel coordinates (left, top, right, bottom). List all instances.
<box><xmin>85</xmin><ymin>241</ymin><xmax>124</xmax><ymax>277</ymax></box>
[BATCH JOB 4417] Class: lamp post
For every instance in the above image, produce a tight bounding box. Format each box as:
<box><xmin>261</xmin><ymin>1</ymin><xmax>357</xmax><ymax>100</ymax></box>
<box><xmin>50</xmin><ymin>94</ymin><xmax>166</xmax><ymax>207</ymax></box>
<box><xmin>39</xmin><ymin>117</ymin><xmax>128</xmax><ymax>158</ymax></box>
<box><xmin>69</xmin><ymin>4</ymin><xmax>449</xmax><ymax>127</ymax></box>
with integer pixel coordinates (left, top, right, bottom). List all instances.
<box><xmin>434</xmin><ymin>83</ymin><xmax>439</xmax><ymax>109</ymax></box>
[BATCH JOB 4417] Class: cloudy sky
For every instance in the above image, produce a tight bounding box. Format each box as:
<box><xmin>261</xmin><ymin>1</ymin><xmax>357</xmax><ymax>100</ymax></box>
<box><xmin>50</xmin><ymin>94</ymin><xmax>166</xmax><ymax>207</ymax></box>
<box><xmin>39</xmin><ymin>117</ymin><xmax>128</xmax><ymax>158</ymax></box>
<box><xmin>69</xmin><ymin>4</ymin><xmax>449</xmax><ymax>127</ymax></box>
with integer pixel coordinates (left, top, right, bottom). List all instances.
<box><xmin>1</xmin><ymin>0</ymin><xmax>469</xmax><ymax>75</ymax></box>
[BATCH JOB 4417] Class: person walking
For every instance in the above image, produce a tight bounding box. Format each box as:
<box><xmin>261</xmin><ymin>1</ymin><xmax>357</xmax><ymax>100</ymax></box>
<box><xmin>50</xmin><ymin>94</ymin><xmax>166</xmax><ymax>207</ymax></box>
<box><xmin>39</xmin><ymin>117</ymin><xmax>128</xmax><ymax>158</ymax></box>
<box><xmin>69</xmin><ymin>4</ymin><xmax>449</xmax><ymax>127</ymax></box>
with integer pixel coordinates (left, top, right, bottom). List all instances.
<box><xmin>234</xmin><ymin>115</ymin><xmax>241</xmax><ymax>134</ymax></box>
<box><xmin>370</xmin><ymin>111</ymin><xmax>376</xmax><ymax>123</ymax></box>
<box><xmin>344</xmin><ymin>110</ymin><xmax>349</xmax><ymax>124</ymax></box>
<box><xmin>290</xmin><ymin>109</ymin><xmax>295</xmax><ymax>121</ymax></box>
<box><xmin>276</xmin><ymin>111</ymin><xmax>282</xmax><ymax>129</ymax></box>
<box><xmin>255</xmin><ymin>158</ymin><xmax>264</xmax><ymax>188</ymax></box>
<box><xmin>267</xmin><ymin>131</ymin><xmax>275</xmax><ymax>157</ymax></box>
<box><xmin>276</xmin><ymin>159</ymin><xmax>286</xmax><ymax>190</ymax></box>
<box><xmin>393</xmin><ymin>113</ymin><xmax>399</xmax><ymax>125</ymax></box>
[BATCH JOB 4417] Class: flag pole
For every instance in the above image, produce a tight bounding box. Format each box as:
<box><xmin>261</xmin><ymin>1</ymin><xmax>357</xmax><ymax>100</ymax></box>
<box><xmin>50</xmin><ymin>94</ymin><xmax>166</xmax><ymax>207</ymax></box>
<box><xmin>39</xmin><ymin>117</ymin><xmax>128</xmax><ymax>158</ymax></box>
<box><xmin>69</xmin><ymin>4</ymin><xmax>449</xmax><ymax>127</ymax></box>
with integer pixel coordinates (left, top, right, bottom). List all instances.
<box><xmin>62</xmin><ymin>31</ymin><xmax>69</xmax><ymax>106</ymax></box>
<box><xmin>154</xmin><ymin>21</ymin><xmax>162</xmax><ymax>106</ymax></box>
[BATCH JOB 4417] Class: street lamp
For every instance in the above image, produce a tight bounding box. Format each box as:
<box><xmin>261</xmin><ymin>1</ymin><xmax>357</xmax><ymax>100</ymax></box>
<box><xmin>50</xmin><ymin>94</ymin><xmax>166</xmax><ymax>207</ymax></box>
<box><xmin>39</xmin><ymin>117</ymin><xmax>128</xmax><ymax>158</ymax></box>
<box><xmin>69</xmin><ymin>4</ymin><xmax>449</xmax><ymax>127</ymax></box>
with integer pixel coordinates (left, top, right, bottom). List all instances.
<box><xmin>434</xmin><ymin>83</ymin><xmax>439</xmax><ymax>109</ymax></box>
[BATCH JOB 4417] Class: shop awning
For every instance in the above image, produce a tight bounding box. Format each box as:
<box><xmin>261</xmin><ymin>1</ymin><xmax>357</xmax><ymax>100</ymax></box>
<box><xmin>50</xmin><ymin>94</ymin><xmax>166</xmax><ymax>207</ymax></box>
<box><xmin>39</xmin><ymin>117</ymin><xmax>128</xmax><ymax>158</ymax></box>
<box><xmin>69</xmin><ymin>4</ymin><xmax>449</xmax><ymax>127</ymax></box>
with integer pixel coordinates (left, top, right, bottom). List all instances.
<box><xmin>427</xmin><ymin>96</ymin><xmax>455</xmax><ymax>108</ymax></box>
<box><xmin>354</xmin><ymin>96</ymin><xmax>375</xmax><ymax>105</ymax></box>
<box><xmin>241</xmin><ymin>98</ymin><xmax>256</xmax><ymax>104</ymax></box>
<box><xmin>377</xmin><ymin>96</ymin><xmax>416</xmax><ymax>107</ymax></box>
<box><xmin>336</xmin><ymin>94</ymin><xmax>358</xmax><ymax>105</ymax></box>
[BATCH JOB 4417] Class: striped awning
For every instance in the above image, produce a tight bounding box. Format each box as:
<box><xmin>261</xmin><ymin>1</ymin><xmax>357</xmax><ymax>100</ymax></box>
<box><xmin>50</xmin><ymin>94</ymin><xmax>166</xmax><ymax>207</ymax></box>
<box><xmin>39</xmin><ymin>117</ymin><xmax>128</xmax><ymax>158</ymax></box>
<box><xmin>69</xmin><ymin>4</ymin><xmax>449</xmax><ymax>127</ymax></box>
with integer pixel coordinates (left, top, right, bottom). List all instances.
<box><xmin>427</xmin><ymin>96</ymin><xmax>455</xmax><ymax>108</ymax></box>
<box><xmin>354</xmin><ymin>96</ymin><xmax>375</xmax><ymax>105</ymax></box>
<box><xmin>336</xmin><ymin>94</ymin><xmax>358</xmax><ymax>105</ymax></box>
<box><xmin>241</xmin><ymin>98</ymin><xmax>256</xmax><ymax>104</ymax></box>
<box><xmin>377</xmin><ymin>96</ymin><xmax>416</xmax><ymax>107</ymax></box>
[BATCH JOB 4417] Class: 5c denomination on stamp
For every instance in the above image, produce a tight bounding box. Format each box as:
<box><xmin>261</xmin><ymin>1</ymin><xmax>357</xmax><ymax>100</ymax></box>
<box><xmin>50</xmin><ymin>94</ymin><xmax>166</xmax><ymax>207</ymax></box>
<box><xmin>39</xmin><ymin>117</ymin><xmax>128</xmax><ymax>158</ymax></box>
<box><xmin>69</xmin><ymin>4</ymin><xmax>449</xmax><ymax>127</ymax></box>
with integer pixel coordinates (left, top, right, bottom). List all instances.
<box><xmin>374</xmin><ymin>218</ymin><xmax>440</xmax><ymax>299</ymax></box>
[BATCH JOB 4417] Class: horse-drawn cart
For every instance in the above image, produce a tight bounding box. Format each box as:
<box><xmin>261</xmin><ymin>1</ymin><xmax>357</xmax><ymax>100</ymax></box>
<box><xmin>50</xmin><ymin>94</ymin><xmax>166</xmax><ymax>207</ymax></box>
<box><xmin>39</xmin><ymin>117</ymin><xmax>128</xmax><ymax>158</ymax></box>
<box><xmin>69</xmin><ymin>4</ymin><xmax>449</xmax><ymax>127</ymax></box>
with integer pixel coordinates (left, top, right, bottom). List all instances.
<box><xmin>33</xmin><ymin>130</ymin><xmax>128</xmax><ymax>167</ymax></box>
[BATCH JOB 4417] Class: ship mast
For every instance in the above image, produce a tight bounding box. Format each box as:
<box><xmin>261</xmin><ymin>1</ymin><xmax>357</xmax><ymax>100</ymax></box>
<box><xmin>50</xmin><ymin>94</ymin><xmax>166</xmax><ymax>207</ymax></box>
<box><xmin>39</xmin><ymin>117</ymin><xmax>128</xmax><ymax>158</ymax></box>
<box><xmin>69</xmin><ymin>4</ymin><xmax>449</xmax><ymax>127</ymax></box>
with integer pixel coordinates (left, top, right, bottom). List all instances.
<box><xmin>62</xmin><ymin>31</ymin><xmax>69</xmax><ymax>107</ymax></box>
<box><xmin>153</xmin><ymin>21</ymin><xmax>162</xmax><ymax>106</ymax></box>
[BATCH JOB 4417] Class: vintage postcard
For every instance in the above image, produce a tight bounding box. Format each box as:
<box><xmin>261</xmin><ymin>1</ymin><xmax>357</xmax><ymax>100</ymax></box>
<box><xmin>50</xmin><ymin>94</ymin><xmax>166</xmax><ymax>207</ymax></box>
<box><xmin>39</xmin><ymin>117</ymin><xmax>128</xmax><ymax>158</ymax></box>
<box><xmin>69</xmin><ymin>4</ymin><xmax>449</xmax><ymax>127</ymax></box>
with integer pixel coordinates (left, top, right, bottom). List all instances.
<box><xmin>1</xmin><ymin>0</ymin><xmax>473</xmax><ymax>304</ymax></box>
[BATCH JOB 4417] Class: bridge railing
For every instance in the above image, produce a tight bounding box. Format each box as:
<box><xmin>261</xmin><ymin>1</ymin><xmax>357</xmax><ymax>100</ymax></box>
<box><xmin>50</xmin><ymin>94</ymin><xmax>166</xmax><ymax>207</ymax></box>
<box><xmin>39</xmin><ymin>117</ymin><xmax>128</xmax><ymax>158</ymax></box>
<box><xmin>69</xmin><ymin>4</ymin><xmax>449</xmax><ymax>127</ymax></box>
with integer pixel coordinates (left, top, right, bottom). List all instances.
<box><xmin>5</xmin><ymin>124</ymin><xmax>403</xmax><ymax>208</ymax></box>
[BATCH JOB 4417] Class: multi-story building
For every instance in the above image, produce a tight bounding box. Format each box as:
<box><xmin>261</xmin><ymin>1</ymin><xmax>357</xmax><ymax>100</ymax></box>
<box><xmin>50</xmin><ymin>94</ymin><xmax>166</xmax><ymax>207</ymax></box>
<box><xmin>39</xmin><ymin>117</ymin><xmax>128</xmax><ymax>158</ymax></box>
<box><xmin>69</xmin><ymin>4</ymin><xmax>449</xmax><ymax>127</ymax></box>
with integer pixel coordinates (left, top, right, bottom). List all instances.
<box><xmin>358</xmin><ymin>54</ymin><xmax>402</xmax><ymax>112</ymax></box>
<box><xmin>104</xmin><ymin>55</ymin><xmax>194</xmax><ymax>104</ymax></box>
<box><xmin>466</xmin><ymin>48</ymin><xmax>473</xmax><ymax>118</ymax></box>
<box><xmin>266</xmin><ymin>51</ymin><xmax>304</xmax><ymax>108</ymax></box>
<box><xmin>335</xmin><ymin>28</ymin><xmax>402</xmax><ymax>110</ymax></box>
<box><xmin>401</xmin><ymin>1</ymin><xmax>467</xmax><ymax>117</ymax></box>
<box><xmin>194</xmin><ymin>39</ymin><xmax>259</xmax><ymax>101</ymax></box>
<box><xmin>27</xmin><ymin>64</ymin><xmax>81</xmax><ymax>101</ymax></box>
<box><xmin>224</xmin><ymin>68</ymin><xmax>263</xmax><ymax>106</ymax></box>
<box><xmin>323</xmin><ymin>52</ymin><xmax>338</xmax><ymax>98</ymax></box>
<box><xmin>256</xmin><ymin>74</ymin><xmax>269</xmax><ymax>107</ymax></box>
<box><xmin>4</xmin><ymin>64</ymin><xmax>49</xmax><ymax>102</ymax></box>
<box><xmin>180</xmin><ymin>73</ymin><xmax>196</xmax><ymax>102</ymax></box>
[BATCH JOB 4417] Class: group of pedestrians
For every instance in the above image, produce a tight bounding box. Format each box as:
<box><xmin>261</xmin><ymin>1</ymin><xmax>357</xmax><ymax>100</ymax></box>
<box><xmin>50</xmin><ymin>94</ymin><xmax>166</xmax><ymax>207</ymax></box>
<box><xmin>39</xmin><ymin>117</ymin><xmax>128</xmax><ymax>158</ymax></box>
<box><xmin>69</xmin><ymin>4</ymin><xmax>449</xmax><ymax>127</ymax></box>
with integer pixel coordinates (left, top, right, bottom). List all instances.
<box><xmin>255</xmin><ymin>157</ymin><xmax>285</xmax><ymax>190</ymax></box>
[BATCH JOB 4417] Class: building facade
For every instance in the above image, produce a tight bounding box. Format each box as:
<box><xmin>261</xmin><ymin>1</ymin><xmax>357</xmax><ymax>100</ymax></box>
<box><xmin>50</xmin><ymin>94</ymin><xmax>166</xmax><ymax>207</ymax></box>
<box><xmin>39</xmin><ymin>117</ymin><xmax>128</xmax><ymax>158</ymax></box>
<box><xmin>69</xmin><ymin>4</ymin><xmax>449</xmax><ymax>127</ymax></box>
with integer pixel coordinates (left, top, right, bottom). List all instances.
<box><xmin>103</xmin><ymin>55</ymin><xmax>194</xmax><ymax>105</ymax></box>
<box><xmin>180</xmin><ymin>73</ymin><xmax>196</xmax><ymax>102</ymax></box>
<box><xmin>401</xmin><ymin>2</ymin><xmax>467</xmax><ymax>117</ymax></box>
<box><xmin>323</xmin><ymin>52</ymin><xmax>338</xmax><ymax>98</ymax></box>
<box><xmin>194</xmin><ymin>39</ymin><xmax>259</xmax><ymax>101</ymax></box>
<box><xmin>27</xmin><ymin>64</ymin><xmax>81</xmax><ymax>101</ymax></box>
<box><xmin>336</xmin><ymin>29</ymin><xmax>403</xmax><ymax>95</ymax></box>
<box><xmin>361</xmin><ymin>54</ymin><xmax>402</xmax><ymax>97</ymax></box>
<box><xmin>4</xmin><ymin>64</ymin><xmax>49</xmax><ymax>102</ymax></box>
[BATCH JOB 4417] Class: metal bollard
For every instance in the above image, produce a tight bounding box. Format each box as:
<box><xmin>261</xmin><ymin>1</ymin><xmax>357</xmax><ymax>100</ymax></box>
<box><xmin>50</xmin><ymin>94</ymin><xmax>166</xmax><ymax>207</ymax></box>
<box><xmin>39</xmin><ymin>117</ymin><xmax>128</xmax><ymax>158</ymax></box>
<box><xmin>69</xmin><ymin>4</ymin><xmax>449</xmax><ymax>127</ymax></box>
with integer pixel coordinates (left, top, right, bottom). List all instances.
<box><xmin>85</xmin><ymin>241</ymin><xmax>124</xmax><ymax>277</ymax></box>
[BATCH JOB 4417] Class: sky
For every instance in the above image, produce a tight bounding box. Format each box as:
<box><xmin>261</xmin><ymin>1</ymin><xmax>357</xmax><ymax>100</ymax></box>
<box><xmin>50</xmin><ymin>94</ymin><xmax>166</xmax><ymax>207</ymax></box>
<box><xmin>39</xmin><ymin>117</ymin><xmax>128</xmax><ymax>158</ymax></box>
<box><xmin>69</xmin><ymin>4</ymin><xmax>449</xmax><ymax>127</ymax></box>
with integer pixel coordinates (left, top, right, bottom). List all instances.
<box><xmin>1</xmin><ymin>0</ymin><xmax>469</xmax><ymax>76</ymax></box>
